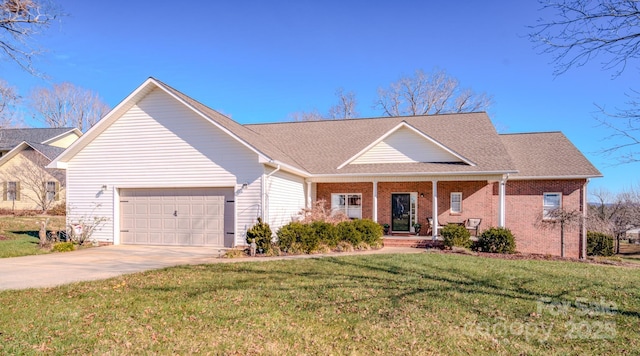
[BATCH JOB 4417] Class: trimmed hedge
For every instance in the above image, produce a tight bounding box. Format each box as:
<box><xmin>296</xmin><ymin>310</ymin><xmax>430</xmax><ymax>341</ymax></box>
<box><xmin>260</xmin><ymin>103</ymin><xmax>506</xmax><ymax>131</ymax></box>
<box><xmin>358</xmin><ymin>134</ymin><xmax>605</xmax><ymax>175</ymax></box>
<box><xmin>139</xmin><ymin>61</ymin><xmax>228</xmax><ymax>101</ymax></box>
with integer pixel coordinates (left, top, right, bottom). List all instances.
<box><xmin>276</xmin><ymin>219</ymin><xmax>383</xmax><ymax>254</ymax></box>
<box><xmin>442</xmin><ymin>224</ymin><xmax>472</xmax><ymax>249</ymax></box>
<box><xmin>587</xmin><ymin>231</ymin><xmax>614</xmax><ymax>256</ymax></box>
<box><xmin>475</xmin><ymin>227</ymin><xmax>516</xmax><ymax>254</ymax></box>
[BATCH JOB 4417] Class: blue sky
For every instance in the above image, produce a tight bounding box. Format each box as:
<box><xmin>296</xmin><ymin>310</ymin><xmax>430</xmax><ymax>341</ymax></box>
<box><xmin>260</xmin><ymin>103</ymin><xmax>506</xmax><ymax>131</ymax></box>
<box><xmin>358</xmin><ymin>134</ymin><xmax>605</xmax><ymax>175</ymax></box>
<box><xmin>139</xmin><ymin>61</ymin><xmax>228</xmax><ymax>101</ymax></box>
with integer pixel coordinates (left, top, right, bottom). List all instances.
<box><xmin>2</xmin><ymin>0</ymin><xmax>638</xmax><ymax>195</ymax></box>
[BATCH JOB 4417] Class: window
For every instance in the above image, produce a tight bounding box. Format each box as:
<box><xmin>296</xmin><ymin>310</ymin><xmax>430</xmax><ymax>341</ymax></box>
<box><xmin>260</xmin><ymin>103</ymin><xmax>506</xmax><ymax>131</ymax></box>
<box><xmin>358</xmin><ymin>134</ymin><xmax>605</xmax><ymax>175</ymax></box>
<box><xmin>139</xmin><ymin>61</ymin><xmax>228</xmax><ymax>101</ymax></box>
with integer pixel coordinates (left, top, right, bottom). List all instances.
<box><xmin>46</xmin><ymin>181</ymin><xmax>57</xmax><ymax>202</ymax></box>
<box><xmin>331</xmin><ymin>193</ymin><xmax>362</xmax><ymax>219</ymax></box>
<box><xmin>450</xmin><ymin>192</ymin><xmax>462</xmax><ymax>213</ymax></box>
<box><xmin>543</xmin><ymin>192</ymin><xmax>562</xmax><ymax>219</ymax></box>
<box><xmin>5</xmin><ymin>181</ymin><xmax>18</xmax><ymax>201</ymax></box>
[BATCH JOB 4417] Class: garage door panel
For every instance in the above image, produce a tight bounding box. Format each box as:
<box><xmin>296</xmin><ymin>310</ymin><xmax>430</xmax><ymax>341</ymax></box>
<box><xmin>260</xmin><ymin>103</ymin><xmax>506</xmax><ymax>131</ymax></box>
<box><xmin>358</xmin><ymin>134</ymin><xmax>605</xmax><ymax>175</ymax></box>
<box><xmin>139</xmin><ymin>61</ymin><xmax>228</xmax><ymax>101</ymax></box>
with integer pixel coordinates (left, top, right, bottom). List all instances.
<box><xmin>121</xmin><ymin>188</ymin><xmax>232</xmax><ymax>247</ymax></box>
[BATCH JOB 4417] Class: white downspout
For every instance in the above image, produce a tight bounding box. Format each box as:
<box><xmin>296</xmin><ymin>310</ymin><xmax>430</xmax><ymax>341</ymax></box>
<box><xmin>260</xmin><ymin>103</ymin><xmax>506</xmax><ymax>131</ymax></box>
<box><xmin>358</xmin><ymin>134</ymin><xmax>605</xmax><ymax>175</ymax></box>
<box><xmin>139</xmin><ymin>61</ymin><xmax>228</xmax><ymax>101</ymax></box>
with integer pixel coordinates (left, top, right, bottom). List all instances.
<box><xmin>373</xmin><ymin>180</ymin><xmax>378</xmax><ymax>223</ymax></box>
<box><xmin>262</xmin><ymin>164</ymin><xmax>281</xmax><ymax>223</ymax></box>
<box><xmin>432</xmin><ymin>180</ymin><xmax>438</xmax><ymax>240</ymax></box>
<box><xmin>306</xmin><ymin>180</ymin><xmax>312</xmax><ymax>209</ymax></box>
<box><xmin>581</xmin><ymin>178</ymin><xmax>589</xmax><ymax>260</ymax></box>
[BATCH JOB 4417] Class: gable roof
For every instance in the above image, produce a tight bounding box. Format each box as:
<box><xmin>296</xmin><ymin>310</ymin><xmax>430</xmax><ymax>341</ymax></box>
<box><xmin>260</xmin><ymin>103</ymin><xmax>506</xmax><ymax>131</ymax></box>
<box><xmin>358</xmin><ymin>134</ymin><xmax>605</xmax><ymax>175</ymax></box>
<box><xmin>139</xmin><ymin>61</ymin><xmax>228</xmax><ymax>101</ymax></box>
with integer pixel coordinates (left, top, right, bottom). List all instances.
<box><xmin>49</xmin><ymin>78</ymin><xmax>308</xmax><ymax>175</ymax></box>
<box><xmin>0</xmin><ymin>127</ymin><xmax>79</xmax><ymax>151</ymax></box>
<box><xmin>500</xmin><ymin>132</ymin><xmax>602</xmax><ymax>179</ymax></box>
<box><xmin>247</xmin><ymin>112</ymin><xmax>517</xmax><ymax>175</ymax></box>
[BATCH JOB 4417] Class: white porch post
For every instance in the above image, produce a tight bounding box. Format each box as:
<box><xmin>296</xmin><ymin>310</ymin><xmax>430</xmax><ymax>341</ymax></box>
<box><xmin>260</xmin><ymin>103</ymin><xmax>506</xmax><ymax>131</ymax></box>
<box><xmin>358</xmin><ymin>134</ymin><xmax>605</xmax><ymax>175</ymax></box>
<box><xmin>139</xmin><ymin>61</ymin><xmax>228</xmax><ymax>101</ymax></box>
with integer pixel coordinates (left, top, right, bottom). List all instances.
<box><xmin>432</xmin><ymin>180</ymin><xmax>438</xmax><ymax>240</ymax></box>
<box><xmin>581</xmin><ymin>179</ymin><xmax>589</xmax><ymax>259</ymax></box>
<box><xmin>372</xmin><ymin>180</ymin><xmax>378</xmax><ymax>222</ymax></box>
<box><xmin>498</xmin><ymin>176</ymin><xmax>507</xmax><ymax>227</ymax></box>
<box><xmin>306</xmin><ymin>181</ymin><xmax>312</xmax><ymax>209</ymax></box>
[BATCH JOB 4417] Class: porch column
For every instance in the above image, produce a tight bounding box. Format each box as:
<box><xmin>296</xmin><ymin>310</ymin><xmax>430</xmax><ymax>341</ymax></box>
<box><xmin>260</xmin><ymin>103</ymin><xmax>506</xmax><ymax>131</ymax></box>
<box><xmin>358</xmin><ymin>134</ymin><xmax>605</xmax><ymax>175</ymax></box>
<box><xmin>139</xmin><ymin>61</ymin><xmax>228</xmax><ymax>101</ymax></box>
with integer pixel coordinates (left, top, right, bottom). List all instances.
<box><xmin>306</xmin><ymin>181</ymin><xmax>312</xmax><ymax>209</ymax></box>
<box><xmin>372</xmin><ymin>180</ymin><xmax>378</xmax><ymax>222</ymax></box>
<box><xmin>498</xmin><ymin>177</ymin><xmax>507</xmax><ymax>227</ymax></box>
<box><xmin>432</xmin><ymin>180</ymin><xmax>438</xmax><ymax>240</ymax></box>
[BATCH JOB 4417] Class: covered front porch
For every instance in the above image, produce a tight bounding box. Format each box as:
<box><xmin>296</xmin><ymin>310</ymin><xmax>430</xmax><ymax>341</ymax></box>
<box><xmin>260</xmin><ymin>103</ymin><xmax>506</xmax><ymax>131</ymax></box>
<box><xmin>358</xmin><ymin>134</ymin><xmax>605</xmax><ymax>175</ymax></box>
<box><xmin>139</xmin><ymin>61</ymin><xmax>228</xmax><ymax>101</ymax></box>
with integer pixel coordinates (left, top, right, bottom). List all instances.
<box><xmin>311</xmin><ymin>174</ymin><xmax>508</xmax><ymax>240</ymax></box>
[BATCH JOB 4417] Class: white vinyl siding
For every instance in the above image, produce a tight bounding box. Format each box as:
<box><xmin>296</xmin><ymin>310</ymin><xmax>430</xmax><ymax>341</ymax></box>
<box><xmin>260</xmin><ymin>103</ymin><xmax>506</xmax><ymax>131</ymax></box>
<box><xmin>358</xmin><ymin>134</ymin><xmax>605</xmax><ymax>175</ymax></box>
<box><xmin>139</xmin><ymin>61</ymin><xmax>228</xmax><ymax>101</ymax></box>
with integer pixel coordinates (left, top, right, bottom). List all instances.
<box><xmin>331</xmin><ymin>193</ymin><xmax>362</xmax><ymax>219</ymax></box>
<box><xmin>450</xmin><ymin>192</ymin><xmax>462</xmax><ymax>213</ymax></box>
<box><xmin>65</xmin><ymin>88</ymin><xmax>263</xmax><ymax>245</ymax></box>
<box><xmin>352</xmin><ymin>126</ymin><xmax>462</xmax><ymax>164</ymax></box>
<box><xmin>266</xmin><ymin>169</ymin><xmax>306</xmax><ymax>230</ymax></box>
<box><xmin>543</xmin><ymin>192</ymin><xmax>562</xmax><ymax>219</ymax></box>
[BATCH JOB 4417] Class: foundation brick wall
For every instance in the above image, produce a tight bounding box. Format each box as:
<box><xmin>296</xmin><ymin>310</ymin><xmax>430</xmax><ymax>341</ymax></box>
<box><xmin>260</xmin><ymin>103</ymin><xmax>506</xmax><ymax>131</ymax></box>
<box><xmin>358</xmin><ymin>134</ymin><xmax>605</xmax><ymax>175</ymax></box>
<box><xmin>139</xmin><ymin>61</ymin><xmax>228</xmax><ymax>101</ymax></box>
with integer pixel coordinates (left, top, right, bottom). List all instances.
<box><xmin>495</xmin><ymin>179</ymin><xmax>586</xmax><ymax>258</ymax></box>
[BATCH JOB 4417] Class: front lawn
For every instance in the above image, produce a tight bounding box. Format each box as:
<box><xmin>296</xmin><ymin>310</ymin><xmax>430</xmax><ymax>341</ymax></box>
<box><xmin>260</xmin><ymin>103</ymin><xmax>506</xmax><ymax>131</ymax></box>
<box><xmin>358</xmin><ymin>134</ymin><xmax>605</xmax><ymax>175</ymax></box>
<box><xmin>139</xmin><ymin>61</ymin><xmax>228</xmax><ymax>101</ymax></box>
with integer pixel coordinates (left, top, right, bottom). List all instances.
<box><xmin>0</xmin><ymin>253</ymin><xmax>638</xmax><ymax>354</ymax></box>
<box><xmin>0</xmin><ymin>216</ymin><xmax>66</xmax><ymax>258</ymax></box>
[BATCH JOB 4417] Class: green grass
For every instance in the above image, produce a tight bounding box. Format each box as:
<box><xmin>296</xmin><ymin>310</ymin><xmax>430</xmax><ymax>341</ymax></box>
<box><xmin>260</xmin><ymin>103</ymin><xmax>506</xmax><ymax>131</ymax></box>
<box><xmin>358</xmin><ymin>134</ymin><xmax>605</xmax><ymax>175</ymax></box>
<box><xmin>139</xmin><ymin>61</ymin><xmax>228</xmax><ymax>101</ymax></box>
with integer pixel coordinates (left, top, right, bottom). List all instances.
<box><xmin>0</xmin><ymin>216</ymin><xmax>66</xmax><ymax>258</ymax></box>
<box><xmin>0</xmin><ymin>253</ymin><xmax>638</xmax><ymax>355</ymax></box>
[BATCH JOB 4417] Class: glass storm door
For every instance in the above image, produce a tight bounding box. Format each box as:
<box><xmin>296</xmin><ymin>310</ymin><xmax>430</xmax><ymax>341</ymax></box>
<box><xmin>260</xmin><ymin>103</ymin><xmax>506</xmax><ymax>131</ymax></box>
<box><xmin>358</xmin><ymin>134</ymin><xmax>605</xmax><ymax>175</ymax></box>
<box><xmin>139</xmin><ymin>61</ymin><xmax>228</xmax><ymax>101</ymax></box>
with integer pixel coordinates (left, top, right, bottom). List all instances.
<box><xmin>391</xmin><ymin>193</ymin><xmax>417</xmax><ymax>232</ymax></box>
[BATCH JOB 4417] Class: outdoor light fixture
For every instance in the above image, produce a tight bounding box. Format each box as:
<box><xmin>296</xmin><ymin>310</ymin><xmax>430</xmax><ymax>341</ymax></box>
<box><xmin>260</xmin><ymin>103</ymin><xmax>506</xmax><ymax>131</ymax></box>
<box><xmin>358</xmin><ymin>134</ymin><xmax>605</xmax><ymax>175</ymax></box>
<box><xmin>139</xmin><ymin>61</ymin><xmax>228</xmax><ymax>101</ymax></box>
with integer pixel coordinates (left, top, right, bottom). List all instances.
<box><xmin>101</xmin><ymin>184</ymin><xmax>107</xmax><ymax>192</ymax></box>
<box><xmin>420</xmin><ymin>193</ymin><xmax>424</xmax><ymax>198</ymax></box>
<box><xmin>242</xmin><ymin>182</ymin><xmax>248</xmax><ymax>189</ymax></box>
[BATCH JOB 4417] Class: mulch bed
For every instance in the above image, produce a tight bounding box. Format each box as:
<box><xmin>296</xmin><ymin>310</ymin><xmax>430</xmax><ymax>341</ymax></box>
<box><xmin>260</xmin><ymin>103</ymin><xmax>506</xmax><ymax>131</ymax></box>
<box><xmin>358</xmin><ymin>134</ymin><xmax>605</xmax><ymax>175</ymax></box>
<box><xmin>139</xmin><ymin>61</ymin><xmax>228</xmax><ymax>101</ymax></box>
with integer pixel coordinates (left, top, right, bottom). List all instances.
<box><xmin>0</xmin><ymin>235</ymin><xmax>8</xmax><ymax>240</ymax></box>
<box><xmin>429</xmin><ymin>248</ymin><xmax>640</xmax><ymax>268</ymax></box>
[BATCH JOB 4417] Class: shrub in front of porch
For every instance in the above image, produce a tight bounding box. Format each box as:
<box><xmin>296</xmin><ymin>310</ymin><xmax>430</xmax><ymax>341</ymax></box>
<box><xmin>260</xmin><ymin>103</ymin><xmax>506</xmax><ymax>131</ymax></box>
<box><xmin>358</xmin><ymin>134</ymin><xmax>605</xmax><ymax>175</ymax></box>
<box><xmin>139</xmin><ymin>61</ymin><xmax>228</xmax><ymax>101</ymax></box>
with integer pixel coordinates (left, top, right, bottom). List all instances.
<box><xmin>442</xmin><ymin>224</ymin><xmax>472</xmax><ymax>249</ymax></box>
<box><xmin>475</xmin><ymin>227</ymin><xmax>516</xmax><ymax>254</ymax></box>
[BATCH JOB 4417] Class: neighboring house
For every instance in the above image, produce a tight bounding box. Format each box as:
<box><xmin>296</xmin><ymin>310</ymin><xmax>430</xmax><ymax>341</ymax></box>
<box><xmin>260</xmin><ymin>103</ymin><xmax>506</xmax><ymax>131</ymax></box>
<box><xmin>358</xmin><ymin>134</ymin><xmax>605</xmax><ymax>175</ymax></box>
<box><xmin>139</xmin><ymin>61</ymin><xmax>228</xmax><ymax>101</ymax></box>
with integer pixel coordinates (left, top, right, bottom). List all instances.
<box><xmin>626</xmin><ymin>228</ymin><xmax>640</xmax><ymax>242</ymax></box>
<box><xmin>1</xmin><ymin>128</ymin><xmax>81</xmax><ymax>211</ymax></box>
<box><xmin>49</xmin><ymin>78</ymin><xmax>602</xmax><ymax>258</ymax></box>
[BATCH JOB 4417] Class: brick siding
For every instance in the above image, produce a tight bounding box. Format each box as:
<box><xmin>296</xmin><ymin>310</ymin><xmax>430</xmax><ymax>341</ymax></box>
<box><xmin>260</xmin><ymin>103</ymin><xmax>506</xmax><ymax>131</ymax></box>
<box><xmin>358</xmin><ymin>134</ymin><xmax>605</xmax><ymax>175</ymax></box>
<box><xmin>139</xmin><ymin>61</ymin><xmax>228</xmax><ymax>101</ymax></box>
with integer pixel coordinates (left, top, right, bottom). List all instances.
<box><xmin>317</xmin><ymin>178</ymin><xmax>586</xmax><ymax>258</ymax></box>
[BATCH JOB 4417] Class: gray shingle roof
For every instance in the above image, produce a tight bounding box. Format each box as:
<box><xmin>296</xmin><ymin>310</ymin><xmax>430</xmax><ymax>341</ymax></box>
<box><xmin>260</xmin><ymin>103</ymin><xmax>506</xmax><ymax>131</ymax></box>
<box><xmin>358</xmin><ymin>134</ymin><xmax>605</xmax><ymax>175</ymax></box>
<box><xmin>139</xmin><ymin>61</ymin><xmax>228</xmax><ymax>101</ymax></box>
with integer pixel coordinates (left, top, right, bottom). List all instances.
<box><xmin>500</xmin><ymin>132</ymin><xmax>602</xmax><ymax>178</ymax></box>
<box><xmin>0</xmin><ymin>128</ymin><xmax>76</xmax><ymax>151</ymax></box>
<box><xmin>246</xmin><ymin>113</ymin><xmax>517</xmax><ymax>175</ymax></box>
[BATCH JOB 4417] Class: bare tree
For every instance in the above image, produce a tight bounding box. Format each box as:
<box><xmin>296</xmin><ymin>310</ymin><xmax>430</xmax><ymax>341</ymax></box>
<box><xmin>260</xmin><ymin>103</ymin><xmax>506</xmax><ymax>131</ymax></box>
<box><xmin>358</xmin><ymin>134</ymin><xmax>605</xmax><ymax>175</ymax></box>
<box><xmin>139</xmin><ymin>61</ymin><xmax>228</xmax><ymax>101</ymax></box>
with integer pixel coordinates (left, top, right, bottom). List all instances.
<box><xmin>30</xmin><ymin>82</ymin><xmax>110</xmax><ymax>132</ymax></box>
<box><xmin>535</xmin><ymin>208</ymin><xmax>583</xmax><ymax>257</ymax></box>
<box><xmin>530</xmin><ymin>0</ymin><xmax>640</xmax><ymax>164</ymax></box>
<box><xmin>327</xmin><ymin>88</ymin><xmax>358</xmax><ymax>119</ymax></box>
<box><xmin>0</xmin><ymin>78</ymin><xmax>20</xmax><ymax>128</ymax></box>
<box><xmin>288</xmin><ymin>109</ymin><xmax>324</xmax><ymax>122</ymax></box>
<box><xmin>588</xmin><ymin>185</ymin><xmax>640</xmax><ymax>253</ymax></box>
<box><xmin>0</xmin><ymin>0</ymin><xmax>60</xmax><ymax>74</ymax></box>
<box><xmin>374</xmin><ymin>69</ymin><xmax>492</xmax><ymax>117</ymax></box>
<box><xmin>2</xmin><ymin>147</ymin><xmax>64</xmax><ymax>212</ymax></box>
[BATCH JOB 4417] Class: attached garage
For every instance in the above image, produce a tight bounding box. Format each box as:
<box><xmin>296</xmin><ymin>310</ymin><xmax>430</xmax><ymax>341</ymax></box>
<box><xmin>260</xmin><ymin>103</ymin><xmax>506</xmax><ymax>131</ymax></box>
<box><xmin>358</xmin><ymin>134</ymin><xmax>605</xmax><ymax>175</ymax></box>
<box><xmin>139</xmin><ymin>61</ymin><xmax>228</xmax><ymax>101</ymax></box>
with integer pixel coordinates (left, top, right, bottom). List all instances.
<box><xmin>119</xmin><ymin>188</ymin><xmax>234</xmax><ymax>247</ymax></box>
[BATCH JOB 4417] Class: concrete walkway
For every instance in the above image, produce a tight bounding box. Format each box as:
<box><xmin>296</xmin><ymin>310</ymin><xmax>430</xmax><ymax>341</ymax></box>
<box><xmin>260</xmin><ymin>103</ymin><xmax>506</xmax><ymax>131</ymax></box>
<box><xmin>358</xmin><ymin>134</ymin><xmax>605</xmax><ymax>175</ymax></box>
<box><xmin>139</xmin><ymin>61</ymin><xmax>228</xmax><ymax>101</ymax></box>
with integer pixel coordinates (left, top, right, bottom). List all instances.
<box><xmin>0</xmin><ymin>245</ymin><xmax>423</xmax><ymax>291</ymax></box>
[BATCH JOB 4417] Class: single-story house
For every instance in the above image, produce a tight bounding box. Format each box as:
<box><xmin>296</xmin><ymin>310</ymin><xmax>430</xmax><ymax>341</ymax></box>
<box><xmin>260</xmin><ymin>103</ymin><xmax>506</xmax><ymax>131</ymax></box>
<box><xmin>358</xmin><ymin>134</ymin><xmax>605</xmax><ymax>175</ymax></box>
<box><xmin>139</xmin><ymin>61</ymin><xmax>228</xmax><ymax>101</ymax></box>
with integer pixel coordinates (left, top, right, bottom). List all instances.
<box><xmin>1</xmin><ymin>127</ymin><xmax>81</xmax><ymax>211</ymax></box>
<box><xmin>49</xmin><ymin>78</ymin><xmax>601</xmax><ymax>258</ymax></box>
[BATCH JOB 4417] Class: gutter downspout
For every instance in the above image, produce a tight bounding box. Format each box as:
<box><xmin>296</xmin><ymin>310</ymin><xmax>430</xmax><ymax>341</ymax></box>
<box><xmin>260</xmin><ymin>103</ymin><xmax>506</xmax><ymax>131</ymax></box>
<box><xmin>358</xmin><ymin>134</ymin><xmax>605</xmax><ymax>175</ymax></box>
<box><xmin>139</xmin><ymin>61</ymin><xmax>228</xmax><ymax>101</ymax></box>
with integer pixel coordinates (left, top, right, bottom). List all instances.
<box><xmin>581</xmin><ymin>178</ymin><xmax>589</xmax><ymax>260</ymax></box>
<box><xmin>261</xmin><ymin>164</ymin><xmax>281</xmax><ymax>222</ymax></box>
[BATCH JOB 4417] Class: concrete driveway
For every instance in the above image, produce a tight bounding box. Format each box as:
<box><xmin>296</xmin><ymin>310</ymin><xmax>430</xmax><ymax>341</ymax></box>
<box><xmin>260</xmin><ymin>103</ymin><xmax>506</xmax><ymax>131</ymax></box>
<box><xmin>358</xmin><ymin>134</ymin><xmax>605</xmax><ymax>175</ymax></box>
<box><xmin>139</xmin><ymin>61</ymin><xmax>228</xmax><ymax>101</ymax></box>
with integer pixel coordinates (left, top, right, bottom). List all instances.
<box><xmin>0</xmin><ymin>245</ymin><xmax>227</xmax><ymax>291</ymax></box>
<box><xmin>0</xmin><ymin>245</ymin><xmax>423</xmax><ymax>291</ymax></box>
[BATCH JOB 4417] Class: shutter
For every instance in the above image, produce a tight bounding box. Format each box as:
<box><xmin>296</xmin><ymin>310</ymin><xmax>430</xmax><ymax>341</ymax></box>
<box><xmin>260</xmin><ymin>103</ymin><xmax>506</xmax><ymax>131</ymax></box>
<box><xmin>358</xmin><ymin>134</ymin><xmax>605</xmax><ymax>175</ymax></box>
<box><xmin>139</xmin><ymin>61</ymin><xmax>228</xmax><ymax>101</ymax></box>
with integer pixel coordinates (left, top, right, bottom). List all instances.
<box><xmin>54</xmin><ymin>182</ymin><xmax>60</xmax><ymax>201</ymax></box>
<box><xmin>15</xmin><ymin>181</ymin><xmax>20</xmax><ymax>201</ymax></box>
<box><xmin>2</xmin><ymin>182</ymin><xmax>6</xmax><ymax>201</ymax></box>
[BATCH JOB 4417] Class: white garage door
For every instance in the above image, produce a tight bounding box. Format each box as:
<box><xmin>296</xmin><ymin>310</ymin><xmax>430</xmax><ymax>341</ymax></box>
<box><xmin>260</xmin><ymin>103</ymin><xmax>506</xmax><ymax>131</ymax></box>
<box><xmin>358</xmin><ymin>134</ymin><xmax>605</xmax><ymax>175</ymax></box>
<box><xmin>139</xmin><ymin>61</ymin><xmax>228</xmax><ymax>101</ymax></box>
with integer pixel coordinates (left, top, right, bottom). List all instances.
<box><xmin>120</xmin><ymin>188</ymin><xmax>234</xmax><ymax>247</ymax></box>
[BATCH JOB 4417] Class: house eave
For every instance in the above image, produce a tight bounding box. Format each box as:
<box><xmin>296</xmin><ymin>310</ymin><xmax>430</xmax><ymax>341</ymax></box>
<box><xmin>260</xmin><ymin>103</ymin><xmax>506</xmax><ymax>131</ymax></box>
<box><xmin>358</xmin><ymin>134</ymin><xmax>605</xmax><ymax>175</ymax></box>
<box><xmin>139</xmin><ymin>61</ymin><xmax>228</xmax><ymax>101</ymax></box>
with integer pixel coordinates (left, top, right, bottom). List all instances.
<box><xmin>508</xmin><ymin>174</ymin><xmax>603</xmax><ymax>180</ymax></box>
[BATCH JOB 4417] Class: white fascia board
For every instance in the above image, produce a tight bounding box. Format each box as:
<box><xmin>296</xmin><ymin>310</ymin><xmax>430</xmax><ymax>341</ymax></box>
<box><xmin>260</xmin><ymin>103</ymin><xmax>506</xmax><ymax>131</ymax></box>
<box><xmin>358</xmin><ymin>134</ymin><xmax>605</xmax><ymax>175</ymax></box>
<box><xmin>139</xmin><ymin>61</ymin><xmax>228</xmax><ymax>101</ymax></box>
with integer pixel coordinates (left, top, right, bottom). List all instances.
<box><xmin>313</xmin><ymin>170</ymin><xmax>517</xmax><ymax>178</ymax></box>
<box><xmin>48</xmin><ymin>77</ymin><xmax>159</xmax><ymax>167</ymax></box>
<box><xmin>41</xmin><ymin>128</ymin><xmax>83</xmax><ymax>145</ymax></box>
<box><xmin>336</xmin><ymin>121</ymin><xmax>475</xmax><ymax>169</ymax></box>
<box><xmin>508</xmin><ymin>175</ymin><xmax>603</xmax><ymax>180</ymax></box>
<box><xmin>153</xmin><ymin>80</ymin><xmax>273</xmax><ymax>164</ymax></box>
<box><xmin>260</xmin><ymin>158</ymin><xmax>311</xmax><ymax>178</ymax></box>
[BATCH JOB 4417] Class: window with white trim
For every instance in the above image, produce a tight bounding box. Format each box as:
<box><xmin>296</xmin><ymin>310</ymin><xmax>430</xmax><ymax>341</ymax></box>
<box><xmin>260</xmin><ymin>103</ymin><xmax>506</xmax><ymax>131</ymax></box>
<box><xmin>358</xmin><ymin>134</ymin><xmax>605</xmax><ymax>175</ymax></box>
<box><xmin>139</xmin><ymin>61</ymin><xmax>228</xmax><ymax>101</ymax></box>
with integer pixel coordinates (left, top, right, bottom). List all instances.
<box><xmin>543</xmin><ymin>192</ymin><xmax>562</xmax><ymax>219</ymax></box>
<box><xmin>331</xmin><ymin>193</ymin><xmax>362</xmax><ymax>219</ymax></box>
<box><xmin>450</xmin><ymin>192</ymin><xmax>462</xmax><ymax>213</ymax></box>
<box><xmin>46</xmin><ymin>181</ymin><xmax>57</xmax><ymax>202</ymax></box>
<box><xmin>5</xmin><ymin>181</ymin><xmax>18</xmax><ymax>201</ymax></box>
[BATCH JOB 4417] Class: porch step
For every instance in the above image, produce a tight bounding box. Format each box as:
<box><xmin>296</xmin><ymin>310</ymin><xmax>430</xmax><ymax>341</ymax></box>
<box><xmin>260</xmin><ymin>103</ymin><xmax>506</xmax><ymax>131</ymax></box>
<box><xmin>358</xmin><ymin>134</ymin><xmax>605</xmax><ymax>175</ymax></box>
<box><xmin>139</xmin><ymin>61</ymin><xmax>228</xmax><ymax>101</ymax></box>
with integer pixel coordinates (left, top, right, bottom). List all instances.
<box><xmin>383</xmin><ymin>238</ymin><xmax>443</xmax><ymax>248</ymax></box>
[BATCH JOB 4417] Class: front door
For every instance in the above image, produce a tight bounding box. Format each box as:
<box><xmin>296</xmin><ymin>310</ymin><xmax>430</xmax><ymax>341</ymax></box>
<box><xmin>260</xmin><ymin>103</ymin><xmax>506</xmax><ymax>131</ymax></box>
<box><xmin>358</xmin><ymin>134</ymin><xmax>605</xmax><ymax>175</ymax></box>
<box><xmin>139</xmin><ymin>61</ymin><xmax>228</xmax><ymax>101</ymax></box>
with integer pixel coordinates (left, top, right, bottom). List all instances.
<box><xmin>391</xmin><ymin>193</ymin><xmax>417</xmax><ymax>232</ymax></box>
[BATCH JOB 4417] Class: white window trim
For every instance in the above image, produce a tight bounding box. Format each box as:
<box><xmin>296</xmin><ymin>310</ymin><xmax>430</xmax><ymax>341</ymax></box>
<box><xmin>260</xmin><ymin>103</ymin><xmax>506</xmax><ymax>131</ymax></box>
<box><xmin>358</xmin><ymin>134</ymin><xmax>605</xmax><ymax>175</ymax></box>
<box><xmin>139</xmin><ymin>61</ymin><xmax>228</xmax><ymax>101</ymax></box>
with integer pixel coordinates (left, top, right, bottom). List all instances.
<box><xmin>450</xmin><ymin>192</ymin><xmax>462</xmax><ymax>214</ymax></box>
<box><xmin>543</xmin><ymin>192</ymin><xmax>562</xmax><ymax>220</ymax></box>
<box><xmin>46</xmin><ymin>181</ymin><xmax>56</xmax><ymax>202</ymax></box>
<box><xmin>331</xmin><ymin>193</ymin><xmax>363</xmax><ymax>219</ymax></box>
<box><xmin>6</xmin><ymin>181</ymin><xmax>18</xmax><ymax>201</ymax></box>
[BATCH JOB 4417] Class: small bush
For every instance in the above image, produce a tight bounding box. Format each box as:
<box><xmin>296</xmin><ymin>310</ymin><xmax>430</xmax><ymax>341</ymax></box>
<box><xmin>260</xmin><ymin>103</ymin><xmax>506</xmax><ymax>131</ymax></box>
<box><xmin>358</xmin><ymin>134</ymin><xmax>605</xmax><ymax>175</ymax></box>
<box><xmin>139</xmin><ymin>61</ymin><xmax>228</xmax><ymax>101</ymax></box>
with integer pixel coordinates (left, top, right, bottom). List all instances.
<box><xmin>352</xmin><ymin>219</ymin><xmax>384</xmax><ymax>245</ymax></box>
<box><xmin>336</xmin><ymin>221</ymin><xmax>362</xmax><ymax>245</ymax></box>
<box><xmin>587</xmin><ymin>231</ymin><xmax>614</xmax><ymax>256</ymax></box>
<box><xmin>297</xmin><ymin>200</ymin><xmax>350</xmax><ymax>224</ymax></box>
<box><xmin>52</xmin><ymin>241</ymin><xmax>75</xmax><ymax>252</ymax></box>
<box><xmin>48</xmin><ymin>203</ymin><xmax>67</xmax><ymax>216</ymax></box>
<box><xmin>335</xmin><ymin>241</ymin><xmax>354</xmax><ymax>252</ymax></box>
<box><xmin>246</xmin><ymin>218</ymin><xmax>273</xmax><ymax>253</ymax></box>
<box><xmin>276</xmin><ymin>222</ymin><xmax>315</xmax><ymax>253</ymax></box>
<box><xmin>310</xmin><ymin>221</ymin><xmax>339</xmax><ymax>247</ymax></box>
<box><xmin>476</xmin><ymin>227</ymin><xmax>516</xmax><ymax>254</ymax></box>
<box><xmin>442</xmin><ymin>224</ymin><xmax>472</xmax><ymax>249</ymax></box>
